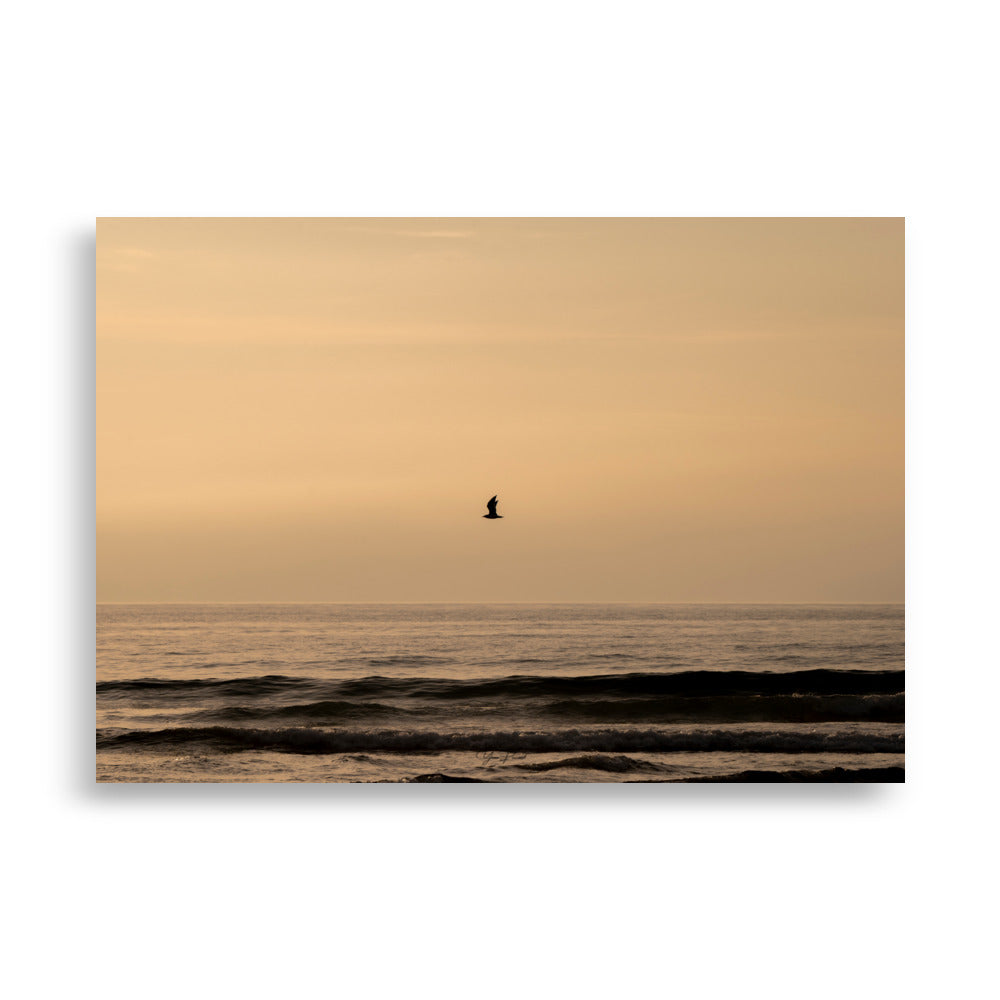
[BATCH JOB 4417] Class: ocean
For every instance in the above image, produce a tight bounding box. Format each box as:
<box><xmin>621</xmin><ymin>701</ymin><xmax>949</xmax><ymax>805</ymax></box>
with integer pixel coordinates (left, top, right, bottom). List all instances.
<box><xmin>96</xmin><ymin>603</ymin><xmax>904</xmax><ymax>782</ymax></box>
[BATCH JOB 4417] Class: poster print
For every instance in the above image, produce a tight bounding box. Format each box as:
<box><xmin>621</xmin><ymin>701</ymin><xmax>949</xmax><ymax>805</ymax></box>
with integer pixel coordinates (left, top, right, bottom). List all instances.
<box><xmin>97</xmin><ymin>219</ymin><xmax>903</xmax><ymax>782</ymax></box>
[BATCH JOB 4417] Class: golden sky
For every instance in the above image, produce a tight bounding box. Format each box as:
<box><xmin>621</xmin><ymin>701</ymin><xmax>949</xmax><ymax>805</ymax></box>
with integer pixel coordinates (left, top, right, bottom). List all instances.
<box><xmin>97</xmin><ymin>218</ymin><xmax>903</xmax><ymax>602</ymax></box>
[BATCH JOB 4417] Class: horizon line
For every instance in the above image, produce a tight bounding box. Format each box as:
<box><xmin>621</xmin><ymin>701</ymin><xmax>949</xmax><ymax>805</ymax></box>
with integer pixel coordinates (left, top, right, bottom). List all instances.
<box><xmin>96</xmin><ymin>600</ymin><xmax>905</xmax><ymax>606</ymax></box>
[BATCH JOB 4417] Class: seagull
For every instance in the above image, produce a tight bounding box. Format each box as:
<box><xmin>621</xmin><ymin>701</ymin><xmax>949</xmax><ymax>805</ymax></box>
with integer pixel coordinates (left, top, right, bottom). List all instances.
<box><xmin>483</xmin><ymin>495</ymin><xmax>503</xmax><ymax>519</ymax></box>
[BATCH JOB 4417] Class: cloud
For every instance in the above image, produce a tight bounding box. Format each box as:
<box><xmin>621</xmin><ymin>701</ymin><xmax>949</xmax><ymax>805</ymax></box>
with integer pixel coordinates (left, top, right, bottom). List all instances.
<box><xmin>329</xmin><ymin>222</ymin><xmax>476</xmax><ymax>240</ymax></box>
<box><xmin>411</xmin><ymin>229</ymin><xmax>474</xmax><ymax>239</ymax></box>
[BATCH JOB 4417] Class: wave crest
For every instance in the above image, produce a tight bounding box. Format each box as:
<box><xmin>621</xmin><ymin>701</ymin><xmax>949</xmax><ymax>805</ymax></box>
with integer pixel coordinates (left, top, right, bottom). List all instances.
<box><xmin>98</xmin><ymin>668</ymin><xmax>905</xmax><ymax>701</ymax></box>
<box><xmin>97</xmin><ymin>726</ymin><xmax>904</xmax><ymax>755</ymax></box>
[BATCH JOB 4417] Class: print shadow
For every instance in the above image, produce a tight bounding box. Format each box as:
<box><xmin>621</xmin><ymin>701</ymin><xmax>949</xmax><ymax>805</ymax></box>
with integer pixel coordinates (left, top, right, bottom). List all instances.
<box><xmin>82</xmin><ymin>778</ymin><xmax>896</xmax><ymax>805</ymax></box>
<box><xmin>73</xmin><ymin>226</ymin><xmax>899</xmax><ymax>806</ymax></box>
<box><xmin>69</xmin><ymin>225</ymin><xmax>97</xmax><ymax>797</ymax></box>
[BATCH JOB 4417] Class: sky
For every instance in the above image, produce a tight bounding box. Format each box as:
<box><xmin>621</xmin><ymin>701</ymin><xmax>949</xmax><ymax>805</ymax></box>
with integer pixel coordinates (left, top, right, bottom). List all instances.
<box><xmin>97</xmin><ymin>218</ymin><xmax>903</xmax><ymax>602</ymax></box>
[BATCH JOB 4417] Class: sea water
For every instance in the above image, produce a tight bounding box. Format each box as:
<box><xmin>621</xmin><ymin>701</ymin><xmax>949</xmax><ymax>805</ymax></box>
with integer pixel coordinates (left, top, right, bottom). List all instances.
<box><xmin>96</xmin><ymin>604</ymin><xmax>904</xmax><ymax>782</ymax></box>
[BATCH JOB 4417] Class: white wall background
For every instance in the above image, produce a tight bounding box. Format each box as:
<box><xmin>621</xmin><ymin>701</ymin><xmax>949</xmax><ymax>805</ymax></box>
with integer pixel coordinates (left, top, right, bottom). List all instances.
<box><xmin>3</xmin><ymin>2</ymin><xmax>997</xmax><ymax>997</ymax></box>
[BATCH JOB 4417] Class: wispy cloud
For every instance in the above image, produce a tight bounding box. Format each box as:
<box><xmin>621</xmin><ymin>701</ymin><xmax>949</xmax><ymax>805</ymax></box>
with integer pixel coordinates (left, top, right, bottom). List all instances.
<box><xmin>330</xmin><ymin>222</ymin><xmax>476</xmax><ymax>240</ymax></box>
<box><xmin>101</xmin><ymin>246</ymin><xmax>156</xmax><ymax>272</ymax></box>
<box><xmin>410</xmin><ymin>229</ymin><xmax>474</xmax><ymax>239</ymax></box>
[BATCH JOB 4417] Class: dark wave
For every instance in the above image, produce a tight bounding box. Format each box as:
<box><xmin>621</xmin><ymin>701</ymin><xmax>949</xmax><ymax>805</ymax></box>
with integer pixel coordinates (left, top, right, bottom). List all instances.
<box><xmin>193</xmin><ymin>701</ymin><xmax>411</xmax><ymax>722</ymax></box>
<box><xmin>157</xmin><ymin>690</ymin><xmax>902</xmax><ymax>725</ymax></box>
<box><xmin>401</xmin><ymin>763</ymin><xmax>906</xmax><ymax>782</ymax></box>
<box><xmin>542</xmin><ymin>693</ymin><xmax>903</xmax><ymax>723</ymax></box>
<box><xmin>337</xmin><ymin>670</ymin><xmax>908</xmax><ymax>700</ymax></box>
<box><xmin>97</xmin><ymin>674</ymin><xmax>303</xmax><ymax>698</ymax></box>
<box><xmin>344</xmin><ymin>655</ymin><xmax>457</xmax><ymax>667</ymax></box>
<box><xmin>406</xmin><ymin>773</ymin><xmax>487</xmax><ymax>783</ymax></box>
<box><xmin>677</xmin><ymin>765</ymin><xmax>905</xmax><ymax>783</ymax></box>
<box><xmin>98</xmin><ymin>668</ymin><xmax>904</xmax><ymax>701</ymax></box>
<box><xmin>97</xmin><ymin>726</ymin><xmax>904</xmax><ymax>755</ymax></box>
<box><xmin>509</xmin><ymin>754</ymin><xmax>664</xmax><ymax>774</ymax></box>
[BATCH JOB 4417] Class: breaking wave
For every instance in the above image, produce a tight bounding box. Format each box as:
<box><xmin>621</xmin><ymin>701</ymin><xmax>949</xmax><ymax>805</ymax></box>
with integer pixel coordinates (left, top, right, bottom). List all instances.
<box><xmin>677</xmin><ymin>765</ymin><xmax>905</xmax><ymax>782</ymax></box>
<box><xmin>541</xmin><ymin>693</ymin><xmax>903</xmax><ymax>723</ymax></box>
<box><xmin>97</xmin><ymin>725</ymin><xmax>904</xmax><ymax>755</ymax></box>
<box><xmin>98</xmin><ymin>668</ymin><xmax>904</xmax><ymax>701</ymax></box>
<box><xmin>509</xmin><ymin>754</ymin><xmax>665</xmax><ymax>774</ymax></box>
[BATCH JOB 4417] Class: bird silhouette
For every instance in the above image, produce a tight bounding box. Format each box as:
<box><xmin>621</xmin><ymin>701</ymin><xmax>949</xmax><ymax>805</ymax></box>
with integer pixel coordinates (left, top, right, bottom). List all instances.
<box><xmin>483</xmin><ymin>495</ymin><xmax>503</xmax><ymax>519</ymax></box>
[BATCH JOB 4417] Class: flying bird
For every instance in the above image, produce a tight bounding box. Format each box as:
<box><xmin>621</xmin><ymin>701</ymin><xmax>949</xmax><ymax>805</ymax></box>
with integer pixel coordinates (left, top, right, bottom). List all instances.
<box><xmin>483</xmin><ymin>495</ymin><xmax>503</xmax><ymax>519</ymax></box>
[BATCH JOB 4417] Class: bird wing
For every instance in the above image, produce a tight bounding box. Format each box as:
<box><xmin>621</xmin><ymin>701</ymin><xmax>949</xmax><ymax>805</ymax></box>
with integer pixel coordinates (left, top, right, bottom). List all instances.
<box><xmin>486</xmin><ymin>495</ymin><xmax>498</xmax><ymax>514</ymax></box>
